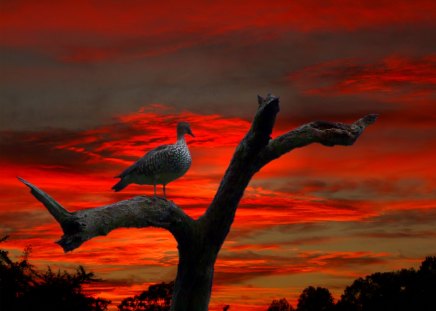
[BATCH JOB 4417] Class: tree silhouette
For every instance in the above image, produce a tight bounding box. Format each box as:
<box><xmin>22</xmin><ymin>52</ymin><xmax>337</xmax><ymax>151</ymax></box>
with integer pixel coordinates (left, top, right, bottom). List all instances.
<box><xmin>118</xmin><ymin>281</ymin><xmax>174</xmax><ymax>311</ymax></box>
<box><xmin>296</xmin><ymin>286</ymin><xmax>334</xmax><ymax>311</ymax></box>
<box><xmin>416</xmin><ymin>256</ymin><xmax>436</xmax><ymax>310</ymax></box>
<box><xmin>20</xmin><ymin>94</ymin><xmax>377</xmax><ymax>310</ymax></box>
<box><xmin>265</xmin><ymin>257</ymin><xmax>436</xmax><ymax>311</ymax></box>
<box><xmin>0</xmin><ymin>236</ymin><xmax>34</xmax><ymax>310</ymax></box>
<box><xmin>336</xmin><ymin>257</ymin><xmax>436</xmax><ymax>311</ymax></box>
<box><xmin>267</xmin><ymin>298</ymin><xmax>294</xmax><ymax>311</ymax></box>
<box><xmin>419</xmin><ymin>256</ymin><xmax>436</xmax><ymax>273</ymax></box>
<box><xmin>0</xmin><ymin>236</ymin><xmax>109</xmax><ymax>311</ymax></box>
<box><xmin>337</xmin><ymin>271</ymin><xmax>412</xmax><ymax>311</ymax></box>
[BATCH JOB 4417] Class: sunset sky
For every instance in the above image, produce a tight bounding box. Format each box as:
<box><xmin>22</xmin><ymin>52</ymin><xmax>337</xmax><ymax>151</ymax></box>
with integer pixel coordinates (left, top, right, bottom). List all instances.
<box><xmin>0</xmin><ymin>0</ymin><xmax>435</xmax><ymax>309</ymax></box>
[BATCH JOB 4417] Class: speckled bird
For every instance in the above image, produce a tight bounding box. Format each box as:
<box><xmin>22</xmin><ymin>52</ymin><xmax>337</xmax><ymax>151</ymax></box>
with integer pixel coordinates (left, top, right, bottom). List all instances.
<box><xmin>112</xmin><ymin>122</ymin><xmax>194</xmax><ymax>198</ymax></box>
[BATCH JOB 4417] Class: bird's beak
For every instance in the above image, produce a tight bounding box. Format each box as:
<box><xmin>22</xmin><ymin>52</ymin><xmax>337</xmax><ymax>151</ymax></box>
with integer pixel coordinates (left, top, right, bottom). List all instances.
<box><xmin>188</xmin><ymin>130</ymin><xmax>195</xmax><ymax>137</ymax></box>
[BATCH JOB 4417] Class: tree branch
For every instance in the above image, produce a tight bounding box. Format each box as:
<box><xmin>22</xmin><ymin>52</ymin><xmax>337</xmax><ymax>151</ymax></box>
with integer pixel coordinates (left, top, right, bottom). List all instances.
<box><xmin>202</xmin><ymin>94</ymin><xmax>281</xmax><ymax>244</ymax></box>
<box><xmin>18</xmin><ymin>178</ymin><xmax>194</xmax><ymax>252</ymax></box>
<box><xmin>255</xmin><ymin>114</ymin><xmax>378</xmax><ymax>169</ymax></box>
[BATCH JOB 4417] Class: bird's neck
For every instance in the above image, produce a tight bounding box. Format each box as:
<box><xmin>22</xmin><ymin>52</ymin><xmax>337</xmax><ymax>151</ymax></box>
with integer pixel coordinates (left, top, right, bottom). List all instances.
<box><xmin>177</xmin><ymin>134</ymin><xmax>186</xmax><ymax>144</ymax></box>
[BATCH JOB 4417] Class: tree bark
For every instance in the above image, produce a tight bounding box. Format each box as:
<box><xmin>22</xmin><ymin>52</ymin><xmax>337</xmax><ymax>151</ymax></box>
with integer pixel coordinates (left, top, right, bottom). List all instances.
<box><xmin>171</xmin><ymin>234</ymin><xmax>217</xmax><ymax>311</ymax></box>
<box><xmin>19</xmin><ymin>94</ymin><xmax>377</xmax><ymax>310</ymax></box>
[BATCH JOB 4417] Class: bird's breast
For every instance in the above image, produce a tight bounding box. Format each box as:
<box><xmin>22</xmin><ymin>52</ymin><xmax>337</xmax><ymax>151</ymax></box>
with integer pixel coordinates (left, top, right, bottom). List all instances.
<box><xmin>150</xmin><ymin>145</ymin><xmax>191</xmax><ymax>183</ymax></box>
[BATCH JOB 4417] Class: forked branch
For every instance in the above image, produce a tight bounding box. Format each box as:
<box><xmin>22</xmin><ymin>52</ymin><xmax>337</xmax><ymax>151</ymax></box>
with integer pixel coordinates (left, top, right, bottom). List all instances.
<box><xmin>203</xmin><ymin>94</ymin><xmax>377</xmax><ymax>247</ymax></box>
<box><xmin>18</xmin><ymin>94</ymin><xmax>378</xmax><ymax>311</ymax></box>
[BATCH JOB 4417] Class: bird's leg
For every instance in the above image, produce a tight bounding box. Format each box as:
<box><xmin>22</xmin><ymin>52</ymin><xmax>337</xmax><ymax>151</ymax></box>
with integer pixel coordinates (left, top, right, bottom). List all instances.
<box><xmin>163</xmin><ymin>184</ymin><xmax>167</xmax><ymax>199</ymax></box>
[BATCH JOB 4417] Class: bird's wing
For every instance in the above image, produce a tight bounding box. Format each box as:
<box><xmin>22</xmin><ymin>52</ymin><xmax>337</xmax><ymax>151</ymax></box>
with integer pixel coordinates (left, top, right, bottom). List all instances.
<box><xmin>115</xmin><ymin>144</ymin><xmax>171</xmax><ymax>178</ymax></box>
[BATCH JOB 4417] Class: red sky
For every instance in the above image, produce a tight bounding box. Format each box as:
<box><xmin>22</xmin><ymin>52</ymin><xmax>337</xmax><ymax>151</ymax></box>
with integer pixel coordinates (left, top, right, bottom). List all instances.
<box><xmin>0</xmin><ymin>1</ymin><xmax>435</xmax><ymax>309</ymax></box>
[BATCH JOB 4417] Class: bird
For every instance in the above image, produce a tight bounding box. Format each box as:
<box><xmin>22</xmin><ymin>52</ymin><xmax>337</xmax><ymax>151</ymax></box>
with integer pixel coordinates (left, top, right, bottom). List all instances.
<box><xmin>112</xmin><ymin>122</ymin><xmax>194</xmax><ymax>198</ymax></box>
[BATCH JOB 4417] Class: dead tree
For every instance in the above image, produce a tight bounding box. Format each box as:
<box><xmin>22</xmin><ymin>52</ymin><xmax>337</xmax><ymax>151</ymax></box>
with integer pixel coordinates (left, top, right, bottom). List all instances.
<box><xmin>19</xmin><ymin>94</ymin><xmax>377</xmax><ymax>310</ymax></box>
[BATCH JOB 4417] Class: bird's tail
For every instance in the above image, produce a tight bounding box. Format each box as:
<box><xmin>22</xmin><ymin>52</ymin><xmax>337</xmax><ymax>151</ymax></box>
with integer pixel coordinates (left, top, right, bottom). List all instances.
<box><xmin>112</xmin><ymin>179</ymin><xmax>129</xmax><ymax>192</ymax></box>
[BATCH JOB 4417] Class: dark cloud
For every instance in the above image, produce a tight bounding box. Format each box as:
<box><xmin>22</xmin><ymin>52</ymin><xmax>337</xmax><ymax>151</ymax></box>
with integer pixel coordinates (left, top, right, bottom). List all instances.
<box><xmin>0</xmin><ymin>107</ymin><xmax>249</xmax><ymax>179</ymax></box>
<box><xmin>0</xmin><ymin>130</ymin><xmax>90</xmax><ymax>169</ymax></box>
<box><xmin>214</xmin><ymin>249</ymin><xmax>390</xmax><ymax>284</ymax></box>
<box><xmin>260</xmin><ymin>177</ymin><xmax>435</xmax><ymax>201</ymax></box>
<box><xmin>0</xmin><ymin>210</ymin><xmax>53</xmax><ymax>236</ymax></box>
<box><xmin>1</xmin><ymin>23</ymin><xmax>435</xmax><ymax>130</ymax></box>
<box><xmin>369</xmin><ymin>209</ymin><xmax>436</xmax><ymax>227</ymax></box>
<box><xmin>358</xmin><ymin>231</ymin><xmax>436</xmax><ymax>239</ymax></box>
<box><xmin>228</xmin><ymin>211</ymin><xmax>421</xmax><ymax>251</ymax></box>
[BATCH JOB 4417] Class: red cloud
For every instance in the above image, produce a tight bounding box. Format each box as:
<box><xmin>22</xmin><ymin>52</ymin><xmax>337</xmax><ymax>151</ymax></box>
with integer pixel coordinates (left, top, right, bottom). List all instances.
<box><xmin>288</xmin><ymin>55</ymin><xmax>436</xmax><ymax>128</ymax></box>
<box><xmin>1</xmin><ymin>1</ymin><xmax>435</xmax><ymax>62</ymax></box>
<box><xmin>290</xmin><ymin>55</ymin><xmax>436</xmax><ymax>98</ymax></box>
<box><xmin>56</xmin><ymin>104</ymin><xmax>249</xmax><ymax>160</ymax></box>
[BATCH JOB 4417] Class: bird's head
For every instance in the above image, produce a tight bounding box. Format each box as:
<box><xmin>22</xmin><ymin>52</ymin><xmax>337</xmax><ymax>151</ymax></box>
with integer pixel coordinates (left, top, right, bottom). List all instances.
<box><xmin>177</xmin><ymin>122</ymin><xmax>194</xmax><ymax>139</ymax></box>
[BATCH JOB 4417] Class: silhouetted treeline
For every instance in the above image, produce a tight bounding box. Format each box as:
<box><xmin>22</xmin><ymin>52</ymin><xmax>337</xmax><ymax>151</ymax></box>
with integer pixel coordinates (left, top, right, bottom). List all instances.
<box><xmin>267</xmin><ymin>256</ymin><xmax>436</xmax><ymax>311</ymax></box>
<box><xmin>267</xmin><ymin>298</ymin><xmax>294</xmax><ymax>311</ymax></box>
<box><xmin>117</xmin><ymin>282</ymin><xmax>232</xmax><ymax>311</ymax></box>
<box><xmin>118</xmin><ymin>281</ymin><xmax>174</xmax><ymax>311</ymax></box>
<box><xmin>3</xmin><ymin>236</ymin><xmax>436</xmax><ymax>311</ymax></box>
<box><xmin>1</xmin><ymin>238</ymin><xmax>230</xmax><ymax>311</ymax></box>
<box><xmin>0</xmin><ymin>236</ymin><xmax>110</xmax><ymax>311</ymax></box>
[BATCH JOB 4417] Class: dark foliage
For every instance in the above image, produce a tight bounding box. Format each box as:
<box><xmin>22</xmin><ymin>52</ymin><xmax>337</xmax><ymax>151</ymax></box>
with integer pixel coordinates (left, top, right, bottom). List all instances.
<box><xmin>267</xmin><ymin>257</ymin><xmax>436</xmax><ymax>311</ymax></box>
<box><xmin>267</xmin><ymin>298</ymin><xmax>294</xmax><ymax>311</ymax></box>
<box><xmin>296</xmin><ymin>286</ymin><xmax>334</xmax><ymax>311</ymax></box>
<box><xmin>118</xmin><ymin>281</ymin><xmax>174</xmax><ymax>311</ymax></box>
<box><xmin>336</xmin><ymin>256</ymin><xmax>436</xmax><ymax>311</ymax></box>
<box><xmin>0</xmin><ymin>236</ymin><xmax>110</xmax><ymax>311</ymax></box>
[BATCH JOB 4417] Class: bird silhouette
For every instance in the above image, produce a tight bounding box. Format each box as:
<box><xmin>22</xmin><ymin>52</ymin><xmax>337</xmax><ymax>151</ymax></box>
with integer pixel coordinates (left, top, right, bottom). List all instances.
<box><xmin>112</xmin><ymin>122</ymin><xmax>194</xmax><ymax>198</ymax></box>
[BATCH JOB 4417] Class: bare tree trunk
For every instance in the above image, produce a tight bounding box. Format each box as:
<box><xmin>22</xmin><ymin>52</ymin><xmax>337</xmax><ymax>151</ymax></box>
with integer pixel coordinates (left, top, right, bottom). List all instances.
<box><xmin>172</xmin><ymin>239</ymin><xmax>217</xmax><ymax>310</ymax></box>
<box><xmin>19</xmin><ymin>94</ymin><xmax>377</xmax><ymax>310</ymax></box>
